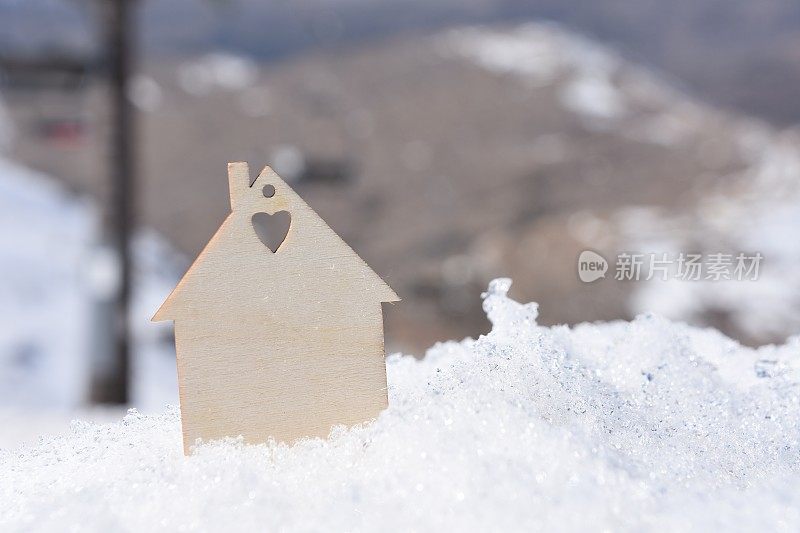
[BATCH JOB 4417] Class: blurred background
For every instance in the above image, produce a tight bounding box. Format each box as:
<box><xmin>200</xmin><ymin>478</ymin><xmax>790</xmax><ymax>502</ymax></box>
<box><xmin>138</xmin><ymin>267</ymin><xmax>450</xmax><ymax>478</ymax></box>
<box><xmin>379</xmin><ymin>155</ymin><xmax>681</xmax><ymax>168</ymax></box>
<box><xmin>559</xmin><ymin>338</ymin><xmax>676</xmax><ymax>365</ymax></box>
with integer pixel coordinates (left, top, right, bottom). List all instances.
<box><xmin>2</xmin><ymin>0</ymin><xmax>800</xmax><ymax>445</ymax></box>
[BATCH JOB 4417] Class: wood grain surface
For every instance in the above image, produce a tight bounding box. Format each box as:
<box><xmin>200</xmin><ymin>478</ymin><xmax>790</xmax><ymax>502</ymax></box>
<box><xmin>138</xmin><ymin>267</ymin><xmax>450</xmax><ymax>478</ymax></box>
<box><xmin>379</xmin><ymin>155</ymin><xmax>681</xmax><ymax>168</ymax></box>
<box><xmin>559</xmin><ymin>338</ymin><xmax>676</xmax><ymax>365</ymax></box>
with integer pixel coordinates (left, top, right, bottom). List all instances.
<box><xmin>154</xmin><ymin>162</ymin><xmax>399</xmax><ymax>454</ymax></box>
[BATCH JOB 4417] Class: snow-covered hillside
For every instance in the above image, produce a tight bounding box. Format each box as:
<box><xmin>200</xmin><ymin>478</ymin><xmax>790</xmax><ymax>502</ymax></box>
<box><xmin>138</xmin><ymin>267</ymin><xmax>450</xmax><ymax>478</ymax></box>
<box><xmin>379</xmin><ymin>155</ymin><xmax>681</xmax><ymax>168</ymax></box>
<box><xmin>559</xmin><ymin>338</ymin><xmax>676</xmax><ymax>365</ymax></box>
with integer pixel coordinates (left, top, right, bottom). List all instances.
<box><xmin>618</xmin><ymin>130</ymin><xmax>800</xmax><ymax>342</ymax></box>
<box><xmin>444</xmin><ymin>23</ymin><xmax>800</xmax><ymax>344</ymax></box>
<box><xmin>2</xmin><ymin>279</ymin><xmax>799</xmax><ymax>532</ymax></box>
<box><xmin>442</xmin><ymin>23</ymin><xmax>701</xmax><ymax>136</ymax></box>
<box><xmin>0</xmin><ymin>157</ymin><xmax>179</xmax><ymax>412</ymax></box>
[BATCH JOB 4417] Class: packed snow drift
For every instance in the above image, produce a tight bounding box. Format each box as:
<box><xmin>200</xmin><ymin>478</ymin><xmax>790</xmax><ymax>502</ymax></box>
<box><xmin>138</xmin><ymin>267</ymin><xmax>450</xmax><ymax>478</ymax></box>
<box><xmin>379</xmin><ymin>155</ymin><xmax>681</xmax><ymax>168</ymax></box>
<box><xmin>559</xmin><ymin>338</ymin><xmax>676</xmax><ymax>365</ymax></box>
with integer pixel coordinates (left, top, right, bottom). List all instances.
<box><xmin>2</xmin><ymin>279</ymin><xmax>799</xmax><ymax>532</ymax></box>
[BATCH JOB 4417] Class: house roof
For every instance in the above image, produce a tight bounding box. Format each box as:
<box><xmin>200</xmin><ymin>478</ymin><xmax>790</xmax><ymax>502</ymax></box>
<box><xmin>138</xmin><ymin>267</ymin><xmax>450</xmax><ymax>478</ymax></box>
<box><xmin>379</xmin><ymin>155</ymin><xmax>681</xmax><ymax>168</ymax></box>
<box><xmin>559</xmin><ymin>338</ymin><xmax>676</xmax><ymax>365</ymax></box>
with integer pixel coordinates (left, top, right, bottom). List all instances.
<box><xmin>153</xmin><ymin>163</ymin><xmax>399</xmax><ymax>322</ymax></box>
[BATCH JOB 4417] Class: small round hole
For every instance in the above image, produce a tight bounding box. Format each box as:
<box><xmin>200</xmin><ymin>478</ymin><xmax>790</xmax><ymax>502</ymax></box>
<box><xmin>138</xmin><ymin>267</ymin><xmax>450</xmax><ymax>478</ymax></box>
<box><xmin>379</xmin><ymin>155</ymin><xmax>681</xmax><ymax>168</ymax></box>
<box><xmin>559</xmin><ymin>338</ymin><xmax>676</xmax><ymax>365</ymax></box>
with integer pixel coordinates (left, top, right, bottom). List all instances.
<box><xmin>263</xmin><ymin>184</ymin><xmax>276</xmax><ymax>198</ymax></box>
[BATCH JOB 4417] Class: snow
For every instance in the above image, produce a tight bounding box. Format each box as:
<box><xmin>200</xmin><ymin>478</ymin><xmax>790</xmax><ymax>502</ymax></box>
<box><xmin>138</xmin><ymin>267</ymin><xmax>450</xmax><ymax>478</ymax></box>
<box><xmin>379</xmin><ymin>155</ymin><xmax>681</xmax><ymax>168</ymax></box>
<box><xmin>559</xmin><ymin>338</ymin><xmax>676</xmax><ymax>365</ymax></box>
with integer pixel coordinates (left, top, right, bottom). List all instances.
<box><xmin>441</xmin><ymin>24</ymin><xmax>628</xmax><ymax>122</ymax></box>
<box><xmin>128</xmin><ymin>75</ymin><xmax>164</xmax><ymax>112</ymax></box>
<box><xmin>0</xmin><ymin>157</ymin><xmax>179</xmax><ymax>413</ymax></box>
<box><xmin>623</xmin><ymin>130</ymin><xmax>800</xmax><ymax>342</ymax></box>
<box><xmin>442</xmin><ymin>24</ymin><xmax>620</xmax><ymax>87</ymax></box>
<box><xmin>560</xmin><ymin>72</ymin><xmax>625</xmax><ymax>120</ymax></box>
<box><xmin>449</xmin><ymin>25</ymin><xmax>800</xmax><ymax>344</ymax></box>
<box><xmin>2</xmin><ymin>279</ymin><xmax>799</xmax><ymax>532</ymax></box>
<box><xmin>177</xmin><ymin>53</ymin><xmax>258</xmax><ymax>95</ymax></box>
<box><xmin>442</xmin><ymin>24</ymin><xmax>716</xmax><ymax>138</ymax></box>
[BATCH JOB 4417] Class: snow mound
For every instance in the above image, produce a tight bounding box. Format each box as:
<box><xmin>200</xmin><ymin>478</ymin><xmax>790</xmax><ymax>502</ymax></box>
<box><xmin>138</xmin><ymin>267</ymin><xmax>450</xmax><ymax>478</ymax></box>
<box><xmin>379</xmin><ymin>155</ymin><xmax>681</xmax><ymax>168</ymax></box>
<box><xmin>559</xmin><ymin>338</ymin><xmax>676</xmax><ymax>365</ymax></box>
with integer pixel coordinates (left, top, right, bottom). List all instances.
<box><xmin>2</xmin><ymin>280</ymin><xmax>799</xmax><ymax>531</ymax></box>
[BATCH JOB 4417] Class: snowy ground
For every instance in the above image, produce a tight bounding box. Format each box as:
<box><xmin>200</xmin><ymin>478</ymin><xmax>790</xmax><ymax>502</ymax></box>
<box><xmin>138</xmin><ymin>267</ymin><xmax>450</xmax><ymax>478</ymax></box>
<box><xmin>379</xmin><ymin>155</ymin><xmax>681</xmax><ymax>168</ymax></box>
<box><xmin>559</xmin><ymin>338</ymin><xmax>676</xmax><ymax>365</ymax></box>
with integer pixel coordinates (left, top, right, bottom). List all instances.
<box><xmin>0</xmin><ymin>156</ymin><xmax>180</xmax><ymax>447</ymax></box>
<box><xmin>2</xmin><ymin>31</ymin><xmax>800</xmax><ymax>528</ymax></box>
<box><xmin>2</xmin><ymin>279</ymin><xmax>799</xmax><ymax>532</ymax></box>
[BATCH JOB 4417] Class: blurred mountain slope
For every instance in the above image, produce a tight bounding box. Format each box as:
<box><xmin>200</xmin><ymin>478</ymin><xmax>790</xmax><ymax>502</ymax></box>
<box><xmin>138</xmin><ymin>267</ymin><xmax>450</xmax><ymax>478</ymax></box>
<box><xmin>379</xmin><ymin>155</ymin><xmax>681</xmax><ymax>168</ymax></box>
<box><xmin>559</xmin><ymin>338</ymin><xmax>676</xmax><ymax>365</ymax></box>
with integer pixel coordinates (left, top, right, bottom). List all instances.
<box><xmin>11</xmin><ymin>23</ymin><xmax>790</xmax><ymax>350</ymax></box>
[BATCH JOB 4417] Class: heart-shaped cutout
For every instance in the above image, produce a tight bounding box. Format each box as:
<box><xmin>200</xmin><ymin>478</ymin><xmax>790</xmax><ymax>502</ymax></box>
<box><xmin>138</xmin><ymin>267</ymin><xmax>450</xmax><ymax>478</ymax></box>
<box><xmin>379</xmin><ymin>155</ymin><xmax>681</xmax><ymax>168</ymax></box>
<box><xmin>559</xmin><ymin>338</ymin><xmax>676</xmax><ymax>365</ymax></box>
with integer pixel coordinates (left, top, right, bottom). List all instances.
<box><xmin>252</xmin><ymin>211</ymin><xmax>291</xmax><ymax>253</ymax></box>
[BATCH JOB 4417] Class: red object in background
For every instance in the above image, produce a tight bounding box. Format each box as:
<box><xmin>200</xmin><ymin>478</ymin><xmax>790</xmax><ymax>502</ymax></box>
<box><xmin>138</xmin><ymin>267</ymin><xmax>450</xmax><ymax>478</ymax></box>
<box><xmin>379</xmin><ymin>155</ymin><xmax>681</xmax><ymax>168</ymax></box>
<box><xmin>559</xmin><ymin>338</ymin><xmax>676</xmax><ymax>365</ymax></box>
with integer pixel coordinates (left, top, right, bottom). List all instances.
<box><xmin>36</xmin><ymin>119</ymin><xmax>87</xmax><ymax>145</ymax></box>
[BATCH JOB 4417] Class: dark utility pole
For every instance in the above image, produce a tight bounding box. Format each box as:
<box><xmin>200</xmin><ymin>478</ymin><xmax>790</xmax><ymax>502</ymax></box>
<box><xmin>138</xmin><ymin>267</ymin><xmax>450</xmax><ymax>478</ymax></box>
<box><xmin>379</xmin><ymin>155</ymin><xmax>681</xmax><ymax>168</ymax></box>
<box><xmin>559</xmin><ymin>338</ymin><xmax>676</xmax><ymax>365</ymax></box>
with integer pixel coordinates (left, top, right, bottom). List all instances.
<box><xmin>90</xmin><ymin>0</ymin><xmax>135</xmax><ymax>404</ymax></box>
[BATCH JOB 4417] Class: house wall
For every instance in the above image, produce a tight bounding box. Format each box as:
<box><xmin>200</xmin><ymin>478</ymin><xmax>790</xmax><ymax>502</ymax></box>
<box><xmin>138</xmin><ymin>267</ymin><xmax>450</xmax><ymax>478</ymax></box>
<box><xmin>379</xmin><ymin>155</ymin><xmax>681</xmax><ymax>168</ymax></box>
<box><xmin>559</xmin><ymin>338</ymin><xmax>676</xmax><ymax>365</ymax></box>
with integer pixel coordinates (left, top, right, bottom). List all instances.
<box><xmin>173</xmin><ymin>302</ymin><xmax>388</xmax><ymax>452</ymax></box>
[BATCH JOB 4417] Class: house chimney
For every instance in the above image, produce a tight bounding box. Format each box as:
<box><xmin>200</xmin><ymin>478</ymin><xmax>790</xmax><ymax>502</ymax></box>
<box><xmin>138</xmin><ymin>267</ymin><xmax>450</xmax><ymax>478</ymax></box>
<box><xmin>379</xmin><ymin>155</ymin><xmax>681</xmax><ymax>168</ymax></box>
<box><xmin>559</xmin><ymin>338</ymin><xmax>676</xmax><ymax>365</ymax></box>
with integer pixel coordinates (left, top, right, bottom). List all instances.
<box><xmin>228</xmin><ymin>161</ymin><xmax>250</xmax><ymax>211</ymax></box>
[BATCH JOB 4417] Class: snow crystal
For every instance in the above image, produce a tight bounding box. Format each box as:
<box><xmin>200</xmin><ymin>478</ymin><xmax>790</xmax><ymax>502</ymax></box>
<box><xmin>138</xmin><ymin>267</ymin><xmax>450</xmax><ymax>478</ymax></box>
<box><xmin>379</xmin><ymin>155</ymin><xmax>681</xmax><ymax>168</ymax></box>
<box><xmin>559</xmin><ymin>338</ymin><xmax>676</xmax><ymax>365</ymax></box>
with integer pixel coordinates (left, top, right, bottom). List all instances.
<box><xmin>2</xmin><ymin>280</ymin><xmax>799</xmax><ymax>532</ymax></box>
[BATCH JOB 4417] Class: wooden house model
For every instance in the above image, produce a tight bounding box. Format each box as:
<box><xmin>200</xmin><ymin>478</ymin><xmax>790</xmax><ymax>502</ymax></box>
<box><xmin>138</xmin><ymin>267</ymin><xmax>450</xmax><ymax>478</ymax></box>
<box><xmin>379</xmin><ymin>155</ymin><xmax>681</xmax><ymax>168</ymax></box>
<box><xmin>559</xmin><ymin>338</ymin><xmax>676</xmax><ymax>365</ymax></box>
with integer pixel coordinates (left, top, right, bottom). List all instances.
<box><xmin>154</xmin><ymin>162</ymin><xmax>399</xmax><ymax>453</ymax></box>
